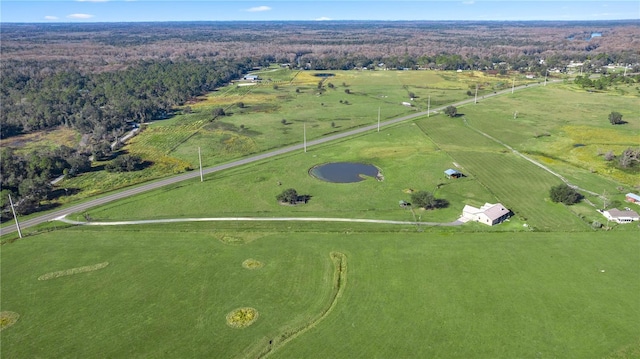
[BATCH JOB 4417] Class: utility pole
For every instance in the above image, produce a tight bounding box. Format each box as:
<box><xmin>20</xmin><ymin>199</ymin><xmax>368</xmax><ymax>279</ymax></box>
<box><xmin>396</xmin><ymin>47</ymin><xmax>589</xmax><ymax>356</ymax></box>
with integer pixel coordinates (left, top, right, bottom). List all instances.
<box><xmin>303</xmin><ymin>123</ymin><xmax>307</xmax><ymax>153</ymax></box>
<box><xmin>198</xmin><ymin>147</ymin><xmax>203</xmax><ymax>182</ymax></box>
<box><xmin>512</xmin><ymin>78</ymin><xmax>515</xmax><ymax>94</ymax></box>
<box><xmin>8</xmin><ymin>194</ymin><xmax>22</xmax><ymax>239</ymax></box>
<box><xmin>544</xmin><ymin>70</ymin><xmax>548</xmax><ymax>86</ymax></box>
<box><xmin>427</xmin><ymin>95</ymin><xmax>431</xmax><ymax>117</ymax></box>
<box><xmin>474</xmin><ymin>84</ymin><xmax>478</xmax><ymax>104</ymax></box>
<box><xmin>377</xmin><ymin>107</ymin><xmax>380</xmax><ymax>132</ymax></box>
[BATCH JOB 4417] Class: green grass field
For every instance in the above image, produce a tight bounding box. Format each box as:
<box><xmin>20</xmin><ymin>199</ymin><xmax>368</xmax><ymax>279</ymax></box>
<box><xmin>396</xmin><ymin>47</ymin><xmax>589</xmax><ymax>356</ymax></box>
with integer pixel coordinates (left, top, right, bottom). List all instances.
<box><xmin>56</xmin><ymin>69</ymin><xmax>538</xmax><ymax>200</ymax></box>
<box><xmin>1</xmin><ymin>227</ymin><xmax>638</xmax><ymax>358</ymax></box>
<box><xmin>3</xmin><ymin>70</ymin><xmax>640</xmax><ymax>358</ymax></box>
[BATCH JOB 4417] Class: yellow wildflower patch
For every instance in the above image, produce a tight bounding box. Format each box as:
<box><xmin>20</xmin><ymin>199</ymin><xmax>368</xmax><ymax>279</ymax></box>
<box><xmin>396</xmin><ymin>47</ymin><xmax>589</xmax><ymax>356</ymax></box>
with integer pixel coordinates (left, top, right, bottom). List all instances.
<box><xmin>242</xmin><ymin>259</ymin><xmax>264</xmax><ymax>269</ymax></box>
<box><xmin>0</xmin><ymin>312</ymin><xmax>20</xmax><ymax>331</ymax></box>
<box><xmin>226</xmin><ymin>307</ymin><xmax>259</xmax><ymax>328</ymax></box>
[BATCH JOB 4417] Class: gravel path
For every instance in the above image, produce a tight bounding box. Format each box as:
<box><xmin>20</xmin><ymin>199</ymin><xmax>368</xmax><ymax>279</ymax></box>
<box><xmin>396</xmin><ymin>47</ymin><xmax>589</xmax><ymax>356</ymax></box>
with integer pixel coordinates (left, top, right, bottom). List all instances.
<box><xmin>55</xmin><ymin>215</ymin><xmax>465</xmax><ymax>227</ymax></box>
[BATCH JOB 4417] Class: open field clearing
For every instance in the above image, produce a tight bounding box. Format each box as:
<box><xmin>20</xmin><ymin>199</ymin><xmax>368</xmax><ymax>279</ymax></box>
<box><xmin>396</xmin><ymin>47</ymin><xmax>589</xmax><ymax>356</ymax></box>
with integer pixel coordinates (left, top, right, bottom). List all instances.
<box><xmin>459</xmin><ymin>86</ymin><xmax>639</xmax><ymax>188</ymax></box>
<box><xmin>1</xmin><ymin>228</ymin><xmax>638</xmax><ymax>358</ymax></box>
<box><xmin>2</xmin><ymin>70</ymin><xmax>639</xmax><ymax>358</ymax></box>
<box><xmin>0</xmin><ymin>126</ymin><xmax>80</xmax><ymax>153</ymax></box>
<box><xmin>30</xmin><ymin>79</ymin><xmax>635</xmax><ymax>234</ymax></box>
<box><xmin>51</xmin><ymin>69</ymin><xmax>538</xmax><ymax>198</ymax></box>
<box><xmin>414</xmin><ymin>116</ymin><xmax>588</xmax><ymax>231</ymax></box>
<box><xmin>78</xmin><ymin>121</ymin><xmax>480</xmax><ymax>226</ymax></box>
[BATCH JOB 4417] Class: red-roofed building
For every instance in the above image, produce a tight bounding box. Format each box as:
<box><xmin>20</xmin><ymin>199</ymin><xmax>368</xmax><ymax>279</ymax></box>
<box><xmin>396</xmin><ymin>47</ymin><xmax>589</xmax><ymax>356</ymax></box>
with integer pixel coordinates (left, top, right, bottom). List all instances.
<box><xmin>626</xmin><ymin>193</ymin><xmax>640</xmax><ymax>204</ymax></box>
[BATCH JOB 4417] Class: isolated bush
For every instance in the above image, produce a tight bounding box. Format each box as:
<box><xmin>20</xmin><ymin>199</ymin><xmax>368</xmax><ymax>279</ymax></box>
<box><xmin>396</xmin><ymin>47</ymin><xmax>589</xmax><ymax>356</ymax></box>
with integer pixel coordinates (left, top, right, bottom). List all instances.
<box><xmin>444</xmin><ymin>106</ymin><xmax>458</xmax><ymax>117</ymax></box>
<box><xmin>603</xmin><ymin>150</ymin><xmax>615</xmax><ymax>161</ymax></box>
<box><xmin>105</xmin><ymin>154</ymin><xmax>143</xmax><ymax>173</ymax></box>
<box><xmin>608</xmin><ymin>111</ymin><xmax>624</xmax><ymax>125</ymax></box>
<box><xmin>212</xmin><ymin>107</ymin><xmax>226</xmax><ymax>118</ymax></box>
<box><xmin>618</xmin><ymin>148</ymin><xmax>639</xmax><ymax>168</ymax></box>
<box><xmin>411</xmin><ymin>191</ymin><xmax>434</xmax><ymax>209</ymax></box>
<box><xmin>276</xmin><ymin>188</ymin><xmax>299</xmax><ymax>204</ymax></box>
<box><xmin>549</xmin><ymin>183</ymin><xmax>582</xmax><ymax>205</ymax></box>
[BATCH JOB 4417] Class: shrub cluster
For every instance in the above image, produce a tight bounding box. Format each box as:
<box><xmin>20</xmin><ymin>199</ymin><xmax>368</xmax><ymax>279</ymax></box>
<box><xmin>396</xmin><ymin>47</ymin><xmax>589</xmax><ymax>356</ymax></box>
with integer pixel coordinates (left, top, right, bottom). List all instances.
<box><xmin>549</xmin><ymin>184</ymin><xmax>582</xmax><ymax>205</ymax></box>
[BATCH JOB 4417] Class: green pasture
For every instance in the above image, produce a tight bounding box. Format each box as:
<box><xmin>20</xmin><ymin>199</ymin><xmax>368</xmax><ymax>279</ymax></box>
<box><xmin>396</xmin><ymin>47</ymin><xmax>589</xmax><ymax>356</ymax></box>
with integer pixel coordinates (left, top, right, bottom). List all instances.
<box><xmin>80</xmin><ymin>121</ymin><xmax>481</xmax><ymax>226</ymax></box>
<box><xmin>459</xmin><ymin>85</ymin><xmax>639</xmax><ymax>188</ymax></box>
<box><xmin>58</xmin><ymin>69</ymin><xmax>536</xmax><ymax>197</ymax></box>
<box><xmin>2</xmin><ymin>227</ymin><xmax>638</xmax><ymax>358</ymax></box>
<box><xmin>3</xmin><ymin>70</ymin><xmax>640</xmax><ymax>359</ymax></box>
<box><xmin>70</xmin><ymin>82</ymin><xmax>639</xmax><ymax>233</ymax></box>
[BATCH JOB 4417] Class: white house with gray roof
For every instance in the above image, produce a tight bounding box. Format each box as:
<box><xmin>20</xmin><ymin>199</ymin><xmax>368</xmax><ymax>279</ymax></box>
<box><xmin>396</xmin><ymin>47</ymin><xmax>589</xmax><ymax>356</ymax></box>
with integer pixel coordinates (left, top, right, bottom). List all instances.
<box><xmin>601</xmin><ymin>208</ymin><xmax>640</xmax><ymax>223</ymax></box>
<box><xmin>462</xmin><ymin>203</ymin><xmax>511</xmax><ymax>226</ymax></box>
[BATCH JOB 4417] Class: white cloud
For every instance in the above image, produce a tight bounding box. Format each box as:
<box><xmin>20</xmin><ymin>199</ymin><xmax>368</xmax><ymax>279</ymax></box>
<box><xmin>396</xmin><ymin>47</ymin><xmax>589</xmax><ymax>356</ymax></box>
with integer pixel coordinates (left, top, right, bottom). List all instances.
<box><xmin>315</xmin><ymin>17</ymin><xmax>332</xmax><ymax>21</ymax></box>
<box><xmin>44</xmin><ymin>15</ymin><xmax>59</xmax><ymax>20</ymax></box>
<box><xmin>76</xmin><ymin>0</ymin><xmax>109</xmax><ymax>2</ymax></box>
<box><xmin>246</xmin><ymin>6</ymin><xmax>271</xmax><ymax>13</ymax></box>
<box><xmin>67</xmin><ymin>13</ymin><xmax>95</xmax><ymax>19</ymax></box>
<box><xmin>462</xmin><ymin>1</ymin><xmax>475</xmax><ymax>4</ymax></box>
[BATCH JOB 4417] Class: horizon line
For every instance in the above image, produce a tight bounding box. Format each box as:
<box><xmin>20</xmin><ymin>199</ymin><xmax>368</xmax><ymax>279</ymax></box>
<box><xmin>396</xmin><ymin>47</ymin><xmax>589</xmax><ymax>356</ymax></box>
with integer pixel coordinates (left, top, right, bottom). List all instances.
<box><xmin>3</xmin><ymin>18</ymin><xmax>639</xmax><ymax>24</ymax></box>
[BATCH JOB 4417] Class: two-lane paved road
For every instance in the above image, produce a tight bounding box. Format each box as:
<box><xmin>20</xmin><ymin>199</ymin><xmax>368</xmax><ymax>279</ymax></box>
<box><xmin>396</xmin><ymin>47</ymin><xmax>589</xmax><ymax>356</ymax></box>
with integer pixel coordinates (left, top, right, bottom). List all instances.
<box><xmin>0</xmin><ymin>79</ymin><xmax>558</xmax><ymax>236</ymax></box>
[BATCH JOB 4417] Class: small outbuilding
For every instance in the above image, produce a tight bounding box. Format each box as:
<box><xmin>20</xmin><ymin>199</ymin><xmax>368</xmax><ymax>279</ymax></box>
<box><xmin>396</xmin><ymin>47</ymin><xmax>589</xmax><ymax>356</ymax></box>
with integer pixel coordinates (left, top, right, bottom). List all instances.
<box><xmin>601</xmin><ymin>208</ymin><xmax>640</xmax><ymax>223</ymax></box>
<box><xmin>462</xmin><ymin>203</ymin><xmax>511</xmax><ymax>226</ymax></box>
<box><xmin>243</xmin><ymin>75</ymin><xmax>259</xmax><ymax>81</ymax></box>
<box><xmin>626</xmin><ymin>193</ymin><xmax>640</xmax><ymax>204</ymax></box>
<box><xmin>444</xmin><ymin>169</ymin><xmax>463</xmax><ymax>179</ymax></box>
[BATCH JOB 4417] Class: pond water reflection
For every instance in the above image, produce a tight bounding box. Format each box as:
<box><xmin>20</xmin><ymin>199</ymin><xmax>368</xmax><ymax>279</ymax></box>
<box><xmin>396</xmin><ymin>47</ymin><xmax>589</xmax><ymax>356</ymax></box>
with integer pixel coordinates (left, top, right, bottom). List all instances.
<box><xmin>309</xmin><ymin>162</ymin><xmax>380</xmax><ymax>183</ymax></box>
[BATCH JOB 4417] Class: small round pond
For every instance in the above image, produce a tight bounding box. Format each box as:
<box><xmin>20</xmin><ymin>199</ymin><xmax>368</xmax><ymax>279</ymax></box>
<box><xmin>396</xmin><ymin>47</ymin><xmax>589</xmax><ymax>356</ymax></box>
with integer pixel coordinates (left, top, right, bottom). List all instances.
<box><xmin>309</xmin><ymin>162</ymin><xmax>380</xmax><ymax>183</ymax></box>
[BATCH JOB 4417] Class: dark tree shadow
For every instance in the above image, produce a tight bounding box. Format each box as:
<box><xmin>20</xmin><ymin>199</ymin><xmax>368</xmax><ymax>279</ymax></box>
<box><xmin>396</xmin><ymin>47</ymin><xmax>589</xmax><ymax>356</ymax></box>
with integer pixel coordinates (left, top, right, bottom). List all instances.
<box><xmin>48</xmin><ymin>188</ymin><xmax>80</xmax><ymax>200</ymax></box>
<box><xmin>296</xmin><ymin>194</ymin><xmax>312</xmax><ymax>204</ymax></box>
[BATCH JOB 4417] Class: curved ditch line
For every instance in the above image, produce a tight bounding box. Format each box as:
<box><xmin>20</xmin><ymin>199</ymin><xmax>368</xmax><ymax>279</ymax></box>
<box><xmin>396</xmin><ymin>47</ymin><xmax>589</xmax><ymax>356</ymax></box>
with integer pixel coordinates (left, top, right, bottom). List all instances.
<box><xmin>461</xmin><ymin>117</ymin><xmax>603</xmax><ymax>199</ymax></box>
<box><xmin>55</xmin><ymin>216</ymin><xmax>463</xmax><ymax>227</ymax></box>
<box><xmin>255</xmin><ymin>252</ymin><xmax>347</xmax><ymax>359</ymax></box>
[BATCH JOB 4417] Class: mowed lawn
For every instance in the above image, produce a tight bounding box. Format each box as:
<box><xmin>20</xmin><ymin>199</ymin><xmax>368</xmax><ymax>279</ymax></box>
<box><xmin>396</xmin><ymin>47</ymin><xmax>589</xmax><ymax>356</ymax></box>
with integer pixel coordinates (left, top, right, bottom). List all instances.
<box><xmin>57</xmin><ymin>69</ymin><xmax>534</xmax><ymax>198</ymax></box>
<box><xmin>81</xmin><ymin>121</ymin><xmax>484</xmax><ymax>225</ymax></box>
<box><xmin>1</xmin><ymin>227</ymin><xmax>638</xmax><ymax>358</ymax></box>
<box><xmin>416</xmin><ymin>114</ymin><xmax>586</xmax><ymax>231</ymax></box>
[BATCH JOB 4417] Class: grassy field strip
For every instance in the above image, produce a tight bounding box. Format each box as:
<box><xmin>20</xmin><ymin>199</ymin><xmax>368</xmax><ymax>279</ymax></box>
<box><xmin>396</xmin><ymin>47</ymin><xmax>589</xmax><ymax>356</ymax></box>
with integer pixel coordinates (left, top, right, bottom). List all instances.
<box><xmin>416</xmin><ymin>115</ymin><xmax>586</xmax><ymax>230</ymax></box>
<box><xmin>254</xmin><ymin>252</ymin><xmax>347</xmax><ymax>359</ymax></box>
<box><xmin>2</xmin><ymin>229</ymin><xmax>638</xmax><ymax>357</ymax></box>
<box><xmin>37</xmin><ymin>262</ymin><xmax>110</xmax><ymax>280</ymax></box>
<box><xmin>450</xmin><ymin>150</ymin><xmax>587</xmax><ymax>230</ymax></box>
<box><xmin>462</xmin><ymin>117</ymin><xmax>604</xmax><ymax>199</ymax></box>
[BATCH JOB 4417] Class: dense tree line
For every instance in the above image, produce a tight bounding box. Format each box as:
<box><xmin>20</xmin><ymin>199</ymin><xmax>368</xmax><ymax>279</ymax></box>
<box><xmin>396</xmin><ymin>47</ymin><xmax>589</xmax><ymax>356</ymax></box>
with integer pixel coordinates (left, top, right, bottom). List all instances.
<box><xmin>0</xmin><ymin>146</ymin><xmax>91</xmax><ymax>218</ymax></box>
<box><xmin>0</xmin><ymin>58</ymin><xmax>261</xmax><ymax>138</ymax></box>
<box><xmin>574</xmin><ymin>73</ymin><xmax>640</xmax><ymax>91</ymax></box>
<box><xmin>2</xmin><ymin>22</ymin><xmax>638</xmax><ymax>79</ymax></box>
<box><xmin>0</xmin><ymin>58</ymin><xmax>264</xmax><ymax>220</ymax></box>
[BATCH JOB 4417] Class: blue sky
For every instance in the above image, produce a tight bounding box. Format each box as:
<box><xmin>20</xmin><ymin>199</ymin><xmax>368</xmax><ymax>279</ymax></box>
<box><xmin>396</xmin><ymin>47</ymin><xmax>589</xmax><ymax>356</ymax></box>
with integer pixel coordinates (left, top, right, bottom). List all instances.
<box><xmin>1</xmin><ymin>1</ymin><xmax>639</xmax><ymax>22</ymax></box>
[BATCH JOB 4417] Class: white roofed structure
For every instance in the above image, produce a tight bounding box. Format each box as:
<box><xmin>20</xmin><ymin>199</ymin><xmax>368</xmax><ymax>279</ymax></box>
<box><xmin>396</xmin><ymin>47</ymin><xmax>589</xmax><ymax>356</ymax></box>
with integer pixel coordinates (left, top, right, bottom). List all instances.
<box><xmin>462</xmin><ymin>203</ymin><xmax>511</xmax><ymax>226</ymax></box>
